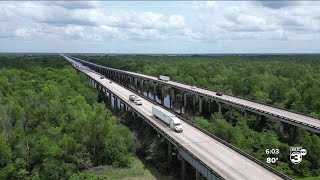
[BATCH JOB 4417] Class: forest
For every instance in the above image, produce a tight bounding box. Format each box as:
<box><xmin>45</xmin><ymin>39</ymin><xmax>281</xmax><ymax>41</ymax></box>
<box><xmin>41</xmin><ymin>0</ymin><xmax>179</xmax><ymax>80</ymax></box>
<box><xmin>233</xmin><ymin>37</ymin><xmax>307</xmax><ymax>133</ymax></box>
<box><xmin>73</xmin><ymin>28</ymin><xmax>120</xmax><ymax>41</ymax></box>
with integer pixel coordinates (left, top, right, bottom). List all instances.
<box><xmin>0</xmin><ymin>55</ymin><xmax>135</xmax><ymax>179</ymax></box>
<box><xmin>78</xmin><ymin>54</ymin><xmax>320</xmax><ymax>179</ymax></box>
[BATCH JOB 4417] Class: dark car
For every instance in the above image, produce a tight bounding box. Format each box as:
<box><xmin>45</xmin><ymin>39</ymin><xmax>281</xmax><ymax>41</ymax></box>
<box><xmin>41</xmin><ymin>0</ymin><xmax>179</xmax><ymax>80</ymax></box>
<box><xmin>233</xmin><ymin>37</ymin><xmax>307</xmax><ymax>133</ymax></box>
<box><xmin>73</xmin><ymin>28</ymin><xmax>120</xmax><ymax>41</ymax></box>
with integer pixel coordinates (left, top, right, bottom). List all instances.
<box><xmin>216</xmin><ymin>92</ymin><xmax>223</xmax><ymax>96</ymax></box>
<box><xmin>100</xmin><ymin>75</ymin><xmax>105</xmax><ymax>79</ymax></box>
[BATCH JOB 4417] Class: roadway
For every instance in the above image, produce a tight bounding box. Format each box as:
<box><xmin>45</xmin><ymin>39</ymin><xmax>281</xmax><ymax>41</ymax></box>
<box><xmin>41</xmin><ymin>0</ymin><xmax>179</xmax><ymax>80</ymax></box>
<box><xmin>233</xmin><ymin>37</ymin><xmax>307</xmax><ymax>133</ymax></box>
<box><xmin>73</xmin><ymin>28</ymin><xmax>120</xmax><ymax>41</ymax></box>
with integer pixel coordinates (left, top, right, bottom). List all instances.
<box><xmin>65</xmin><ymin>56</ymin><xmax>284</xmax><ymax>180</ymax></box>
<box><xmin>68</xmin><ymin>56</ymin><xmax>320</xmax><ymax>133</ymax></box>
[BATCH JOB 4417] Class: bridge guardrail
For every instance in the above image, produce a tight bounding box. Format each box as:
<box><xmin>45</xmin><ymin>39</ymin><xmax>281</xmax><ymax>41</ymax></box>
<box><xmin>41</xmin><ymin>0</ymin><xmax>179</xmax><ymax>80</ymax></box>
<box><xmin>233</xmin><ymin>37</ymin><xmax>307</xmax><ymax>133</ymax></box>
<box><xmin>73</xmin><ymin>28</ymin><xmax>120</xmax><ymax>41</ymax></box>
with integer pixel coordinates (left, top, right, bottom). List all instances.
<box><xmin>69</xmin><ymin>55</ymin><xmax>320</xmax><ymax>132</ymax></box>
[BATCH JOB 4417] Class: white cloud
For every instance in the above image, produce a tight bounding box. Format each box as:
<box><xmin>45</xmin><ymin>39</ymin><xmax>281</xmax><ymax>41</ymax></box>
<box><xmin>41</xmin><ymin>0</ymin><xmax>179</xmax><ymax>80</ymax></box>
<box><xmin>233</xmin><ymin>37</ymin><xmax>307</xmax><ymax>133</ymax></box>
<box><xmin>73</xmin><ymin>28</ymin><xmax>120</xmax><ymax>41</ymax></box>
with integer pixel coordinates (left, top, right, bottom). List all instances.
<box><xmin>0</xmin><ymin>2</ymin><xmax>188</xmax><ymax>42</ymax></box>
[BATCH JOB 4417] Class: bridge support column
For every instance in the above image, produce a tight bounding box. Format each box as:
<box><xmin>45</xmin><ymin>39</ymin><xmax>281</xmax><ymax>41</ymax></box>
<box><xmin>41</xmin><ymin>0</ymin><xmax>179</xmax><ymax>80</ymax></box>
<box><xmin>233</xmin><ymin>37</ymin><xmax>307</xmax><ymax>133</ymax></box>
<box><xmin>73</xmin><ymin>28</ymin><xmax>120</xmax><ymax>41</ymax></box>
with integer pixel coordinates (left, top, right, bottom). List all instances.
<box><xmin>113</xmin><ymin>96</ymin><xmax>117</xmax><ymax>109</ymax></box>
<box><xmin>153</xmin><ymin>82</ymin><xmax>156</xmax><ymax>101</ymax></box>
<box><xmin>198</xmin><ymin>96</ymin><xmax>202</xmax><ymax>114</ymax></box>
<box><xmin>147</xmin><ymin>81</ymin><xmax>150</xmax><ymax>98</ymax></box>
<box><xmin>277</xmin><ymin>121</ymin><xmax>284</xmax><ymax>136</ymax></box>
<box><xmin>183</xmin><ymin>92</ymin><xmax>187</xmax><ymax>107</ymax></box>
<box><xmin>181</xmin><ymin>158</ymin><xmax>186</xmax><ymax>180</ymax></box>
<box><xmin>255</xmin><ymin>115</ymin><xmax>266</xmax><ymax>131</ymax></box>
<box><xmin>192</xmin><ymin>94</ymin><xmax>196</xmax><ymax>118</ymax></box>
<box><xmin>290</xmin><ymin>126</ymin><xmax>297</xmax><ymax>140</ymax></box>
<box><xmin>244</xmin><ymin>110</ymin><xmax>248</xmax><ymax>124</ymax></box>
<box><xmin>180</xmin><ymin>92</ymin><xmax>183</xmax><ymax>114</ymax></box>
<box><xmin>208</xmin><ymin>99</ymin><xmax>211</xmax><ymax>114</ymax></box>
<box><xmin>217</xmin><ymin>101</ymin><xmax>222</xmax><ymax>113</ymax></box>
<box><xmin>168</xmin><ymin>142</ymin><xmax>172</xmax><ymax>170</ymax></box>
<box><xmin>196</xmin><ymin>170</ymin><xmax>200</xmax><ymax>180</ymax></box>
<box><xmin>140</xmin><ymin>78</ymin><xmax>144</xmax><ymax>94</ymax></box>
<box><xmin>255</xmin><ymin>115</ymin><xmax>261</xmax><ymax>129</ymax></box>
<box><xmin>161</xmin><ymin>85</ymin><xmax>165</xmax><ymax>105</ymax></box>
<box><xmin>134</xmin><ymin>77</ymin><xmax>137</xmax><ymax>89</ymax></box>
<box><xmin>170</xmin><ymin>88</ymin><xmax>174</xmax><ymax>109</ymax></box>
<box><xmin>110</xmin><ymin>94</ymin><xmax>113</xmax><ymax>108</ymax></box>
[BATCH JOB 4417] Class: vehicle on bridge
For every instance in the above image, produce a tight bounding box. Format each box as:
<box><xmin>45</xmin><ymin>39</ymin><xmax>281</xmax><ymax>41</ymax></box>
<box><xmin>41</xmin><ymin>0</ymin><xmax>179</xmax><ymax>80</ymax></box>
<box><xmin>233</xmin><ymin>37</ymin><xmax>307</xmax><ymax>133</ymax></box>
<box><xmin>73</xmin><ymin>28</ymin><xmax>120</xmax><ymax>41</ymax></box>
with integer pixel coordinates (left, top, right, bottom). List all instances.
<box><xmin>100</xmin><ymin>75</ymin><xmax>105</xmax><ymax>79</ymax></box>
<box><xmin>158</xmin><ymin>75</ymin><xmax>170</xmax><ymax>81</ymax></box>
<box><xmin>129</xmin><ymin>95</ymin><xmax>142</xmax><ymax>105</ymax></box>
<box><xmin>216</xmin><ymin>92</ymin><xmax>223</xmax><ymax>96</ymax></box>
<box><xmin>152</xmin><ymin>106</ymin><xmax>183</xmax><ymax>132</ymax></box>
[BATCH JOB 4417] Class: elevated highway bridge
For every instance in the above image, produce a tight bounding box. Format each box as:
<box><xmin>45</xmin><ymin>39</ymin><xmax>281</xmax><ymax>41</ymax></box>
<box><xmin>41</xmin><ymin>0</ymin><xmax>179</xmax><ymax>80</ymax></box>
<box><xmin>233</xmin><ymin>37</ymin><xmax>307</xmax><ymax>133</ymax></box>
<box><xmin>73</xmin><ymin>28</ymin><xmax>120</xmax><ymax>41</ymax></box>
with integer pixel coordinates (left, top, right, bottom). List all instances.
<box><xmin>66</xmin><ymin>55</ymin><xmax>320</xmax><ymax>134</ymax></box>
<box><xmin>62</xmin><ymin>55</ymin><xmax>292</xmax><ymax>180</ymax></box>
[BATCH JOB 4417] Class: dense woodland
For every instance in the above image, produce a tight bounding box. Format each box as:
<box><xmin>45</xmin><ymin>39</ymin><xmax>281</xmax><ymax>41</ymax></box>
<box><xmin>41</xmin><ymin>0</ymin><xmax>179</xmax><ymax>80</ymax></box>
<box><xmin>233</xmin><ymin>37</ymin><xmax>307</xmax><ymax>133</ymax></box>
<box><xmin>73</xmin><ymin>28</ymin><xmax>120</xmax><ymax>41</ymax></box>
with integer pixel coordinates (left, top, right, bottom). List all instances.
<box><xmin>78</xmin><ymin>55</ymin><xmax>320</xmax><ymax>178</ymax></box>
<box><xmin>0</xmin><ymin>56</ymin><xmax>134</xmax><ymax>179</ymax></box>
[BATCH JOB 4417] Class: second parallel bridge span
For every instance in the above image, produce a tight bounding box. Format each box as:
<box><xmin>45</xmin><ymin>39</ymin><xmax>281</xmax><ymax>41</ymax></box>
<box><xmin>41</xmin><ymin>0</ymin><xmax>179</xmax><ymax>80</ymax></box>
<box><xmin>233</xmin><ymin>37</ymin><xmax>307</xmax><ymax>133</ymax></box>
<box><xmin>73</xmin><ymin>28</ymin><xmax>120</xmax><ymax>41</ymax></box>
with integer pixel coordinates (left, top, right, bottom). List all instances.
<box><xmin>68</xmin><ymin>55</ymin><xmax>320</xmax><ymax>134</ymax></box>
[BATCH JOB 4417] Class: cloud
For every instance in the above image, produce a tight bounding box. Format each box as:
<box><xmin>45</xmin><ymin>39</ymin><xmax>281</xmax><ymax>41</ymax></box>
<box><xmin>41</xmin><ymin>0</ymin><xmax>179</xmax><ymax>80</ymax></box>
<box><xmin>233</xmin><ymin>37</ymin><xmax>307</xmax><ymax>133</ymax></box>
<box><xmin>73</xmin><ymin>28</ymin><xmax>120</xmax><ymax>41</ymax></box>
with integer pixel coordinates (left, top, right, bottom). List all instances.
<box><xmin>256</xmin><ymin>1</ymin><xmax>300</xmax><ymax>9</ymax></box>
<box><xmin>0</xmin><ymin>2</ymin><xmax>188</xmax><ymax>42</ymax></box>
<box><xmin>188</xmin><ymin>1</ymin><xmax>319</xmax><ymax>42</ymax></box>
<box><xmin>223</xmin><ymin>13</ymin><xmax>277</xmax><ymax>32</ymax></box>
<box><xmin>42</xmin><ymin>1</ymin><xmax>99</xmax><ymax>9</ymax></box>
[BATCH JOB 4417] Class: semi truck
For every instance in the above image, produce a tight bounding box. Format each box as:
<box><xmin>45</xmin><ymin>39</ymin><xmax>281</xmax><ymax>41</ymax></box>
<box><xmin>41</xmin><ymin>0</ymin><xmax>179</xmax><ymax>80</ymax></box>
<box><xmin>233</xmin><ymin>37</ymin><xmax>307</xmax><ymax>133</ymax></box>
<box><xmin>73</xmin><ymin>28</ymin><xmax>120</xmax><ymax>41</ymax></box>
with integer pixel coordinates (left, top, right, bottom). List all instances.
<box><xmin>152</xmin><ymin>106</ymin><xmax>183</xmax><ymax>132</ymax></box>
<box><xmin>158</xmin><ymin>75</ymin><xmax>170</xmax><ymax>81</ymax></box>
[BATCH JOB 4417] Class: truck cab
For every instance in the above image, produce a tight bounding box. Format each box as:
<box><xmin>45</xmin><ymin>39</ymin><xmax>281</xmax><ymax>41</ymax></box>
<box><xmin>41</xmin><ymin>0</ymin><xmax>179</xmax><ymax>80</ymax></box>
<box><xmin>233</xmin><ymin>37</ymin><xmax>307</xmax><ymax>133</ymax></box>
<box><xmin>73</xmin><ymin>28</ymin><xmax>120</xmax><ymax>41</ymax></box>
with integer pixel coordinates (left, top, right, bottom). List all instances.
<box><xmin>170</xmin><ymin>117</ymin><xmax>183</xmax><ymax>132</ymax></box>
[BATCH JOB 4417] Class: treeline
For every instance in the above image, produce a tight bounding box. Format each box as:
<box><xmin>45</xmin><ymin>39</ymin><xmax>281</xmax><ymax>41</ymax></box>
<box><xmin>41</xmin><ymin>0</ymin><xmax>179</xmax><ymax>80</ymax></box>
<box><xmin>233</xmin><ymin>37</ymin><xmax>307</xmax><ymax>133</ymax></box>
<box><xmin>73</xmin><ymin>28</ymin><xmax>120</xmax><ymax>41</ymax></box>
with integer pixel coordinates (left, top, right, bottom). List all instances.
<box><xmin>78</xmin><ymin>55</ymin><xmax>320</xmax><ymax>178</ymax></box>
<box><xmin>0</xmin><ymin>56</ymin><xmax>134</xmax><ymax>179</ymax></box>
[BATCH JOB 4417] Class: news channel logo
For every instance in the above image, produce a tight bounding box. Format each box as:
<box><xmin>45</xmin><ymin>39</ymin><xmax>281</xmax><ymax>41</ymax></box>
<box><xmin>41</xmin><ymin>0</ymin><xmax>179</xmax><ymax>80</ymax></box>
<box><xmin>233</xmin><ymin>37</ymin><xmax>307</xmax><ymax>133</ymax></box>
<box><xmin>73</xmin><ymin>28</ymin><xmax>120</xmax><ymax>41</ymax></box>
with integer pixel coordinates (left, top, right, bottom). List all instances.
<box><xmin>290</xmin><ymin>147</ymin><xmax>307</xmax><ymax>164</ymax></box>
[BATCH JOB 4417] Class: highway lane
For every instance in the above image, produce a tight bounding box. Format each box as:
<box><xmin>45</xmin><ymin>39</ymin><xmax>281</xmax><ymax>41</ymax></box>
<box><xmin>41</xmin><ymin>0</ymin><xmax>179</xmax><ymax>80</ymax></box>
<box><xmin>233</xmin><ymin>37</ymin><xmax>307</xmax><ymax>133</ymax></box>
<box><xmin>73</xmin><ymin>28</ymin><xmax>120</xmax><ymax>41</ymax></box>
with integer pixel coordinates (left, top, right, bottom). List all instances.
<box><xmin>66</xmin><ymin>57</ymin><xmax>284</xmax><ymax>180</ymax></box>
<box><xmin>69</xmin><ymin>56</ymin><xmax>320</xmax><ymax>132</ymax></box>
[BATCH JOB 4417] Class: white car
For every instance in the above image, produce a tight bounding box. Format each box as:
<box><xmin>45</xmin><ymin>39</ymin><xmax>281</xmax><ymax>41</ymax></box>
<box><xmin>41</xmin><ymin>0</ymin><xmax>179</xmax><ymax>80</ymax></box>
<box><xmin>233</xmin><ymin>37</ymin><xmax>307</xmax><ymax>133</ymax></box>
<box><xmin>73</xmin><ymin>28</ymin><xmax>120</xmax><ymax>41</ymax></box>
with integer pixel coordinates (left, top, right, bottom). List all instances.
<box><xmin>191</xmin><ymin>86</ymin><xmax>196</xmax><ymax>89</ymax></box>
<box><xmin>129</xmin><ymin>95</ymin><xmax>142</xmax><ymax>105</ymax></box>
<box><xmin>135</xmin><ymin>99</ymin><xmax>142</xmax><ymax>105</ymax></box>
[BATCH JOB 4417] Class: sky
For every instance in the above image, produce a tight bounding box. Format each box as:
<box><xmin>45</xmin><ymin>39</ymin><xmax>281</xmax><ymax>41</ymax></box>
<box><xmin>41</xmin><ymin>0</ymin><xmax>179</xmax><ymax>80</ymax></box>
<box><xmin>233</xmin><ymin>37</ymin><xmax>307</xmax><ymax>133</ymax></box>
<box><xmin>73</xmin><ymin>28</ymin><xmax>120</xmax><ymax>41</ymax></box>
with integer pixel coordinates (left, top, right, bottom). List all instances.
<box><xmin>0</xmin><ymin>1</ymin><xmax>319</xmax><ymax>53</ymax></box>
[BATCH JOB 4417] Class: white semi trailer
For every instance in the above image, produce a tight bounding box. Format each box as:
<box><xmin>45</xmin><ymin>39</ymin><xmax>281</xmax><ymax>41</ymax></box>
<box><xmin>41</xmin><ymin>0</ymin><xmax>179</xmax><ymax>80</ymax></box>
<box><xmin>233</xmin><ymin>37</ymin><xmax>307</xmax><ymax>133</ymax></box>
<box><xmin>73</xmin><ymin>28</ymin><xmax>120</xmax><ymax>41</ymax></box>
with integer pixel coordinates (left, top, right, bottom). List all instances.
<box><xmin>152</xmin><ymin>106</ymin><xmax>183</xmax><ymax>132</ymax></box>
<box><xmin>159</xmin><ymin>75</ymin><xmax>170</xmax><ymax>81</ymax></box>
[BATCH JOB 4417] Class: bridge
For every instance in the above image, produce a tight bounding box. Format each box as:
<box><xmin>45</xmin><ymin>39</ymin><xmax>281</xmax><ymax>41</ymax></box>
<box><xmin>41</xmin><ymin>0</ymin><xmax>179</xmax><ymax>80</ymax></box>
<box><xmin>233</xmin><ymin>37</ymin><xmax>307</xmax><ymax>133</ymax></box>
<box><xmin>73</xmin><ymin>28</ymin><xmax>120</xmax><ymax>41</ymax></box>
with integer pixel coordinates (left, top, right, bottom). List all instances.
<box><xmin>65</xmin><ymin>55</ymin><xmax>320</xmax><ymax>135</ymax></box>
<box><xmin>62</xmin><ymin>55</ymin><xmax>292</xmax><ymax>180</ymax></box>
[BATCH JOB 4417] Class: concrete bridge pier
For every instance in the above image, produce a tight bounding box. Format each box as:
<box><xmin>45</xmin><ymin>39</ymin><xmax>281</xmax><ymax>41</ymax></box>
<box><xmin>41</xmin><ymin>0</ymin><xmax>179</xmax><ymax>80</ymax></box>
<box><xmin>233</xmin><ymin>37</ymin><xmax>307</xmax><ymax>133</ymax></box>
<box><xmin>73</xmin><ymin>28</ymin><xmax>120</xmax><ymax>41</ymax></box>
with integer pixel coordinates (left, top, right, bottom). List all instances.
<box><xmin>255</xmin><ymin>115</ymin><xmax>261</xmax><ymax>129</ymax></box>
<box><xmin>180</xmin><ymin>92</ymin><xmax>183</xmax><ymax>114</ymax></box>
<box><xmin>113</xmin><ymin>95</ymin><xmax>117</xmax><ymax>110</ymax></box>
<box><xmin>196</xmin><ymin>170</ymin><xmax>200</xmax><ymax>180</ymax></box>
<box><xmin>153</xmin><ymin>82</ymin><xmax>157</xmax><ymax>101</ymax></box>
<box><xmin>181</xmin><ymin>158</ymin><xmax>186</xmax><ymax>180</ymax></box>
<box><xmin>161</xmin><ymin>85</ymin><xmax>165</xmax><ymax>105</ymax></box>
<box><xmin>244</xmin><ymin>110</ymin><xmax>248</xmax><ymax>124</ymax></box>
<box><xmin>198</xmin><ymin>96</ymin><xmax>202</xmax><ymax>114</ymax></box>
<box><xmin>140</xmin><ymin>78</ymin><xmax>144</xmax><ymax>94</ymax></box>
<box><xmin>170</xmin><ymin>88</ymin><xmax>175</xmax><ymax>109</ymax></box>
<box><xmin>255</xmin><ymin>115</ymin><xmax>266</xmax><ymax>131</ymax></box>
<box><xmin>192</xmin><ymin>94</ymin><xmax>196</xmax><ymax>118</ymax></box>
<box><xmin>277</xmin><ymin>121</ymin><xmax>284</xmax><ymax>136</ymax></box>
<box><xmin>208</xmin><ymin>98</ymin><xmax>212</xmax><ymax>114</ymax></box>
<box><xmin>290</xmin><ymin>125</ymin><xmax>297</xmax><ymax>140</ymax></box>
<box><xmin>146</xmin><ymin>81</ymin><xmax>150</xmax><ymax>98</ymax></box>
<box><xmin>110</xmin><ymin>93</ymin><xmax>114</xmax><ymax>108</ymax></box>
<box><xmin>183</xmin><ymin>92</ymin><xmax>187</xmax><ymax>109</ymax></box>
<box><xmin>117</xmin><ymin>98</ymin><xmax>121</xmax><ymax>110</ymax></box>
<box><xmin>217</xmin><ymin>101</ymin><xmax>222</xmax><ymax>114</ymax></box>
<box><xmin>134</xmin><ymin>77</ymin><xmax>138</xmax><ymax>89</ymax></box>
<box><xmin>168</xmin><ymin>142</ymin><xmax>172</xmax><ymax>170</ymax></box>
